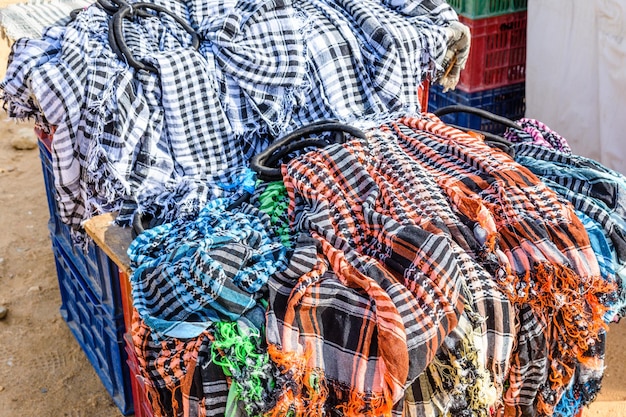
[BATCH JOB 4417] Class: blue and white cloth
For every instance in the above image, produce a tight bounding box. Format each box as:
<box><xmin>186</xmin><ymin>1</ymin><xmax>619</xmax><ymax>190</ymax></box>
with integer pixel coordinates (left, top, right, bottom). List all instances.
<box><xmin>0</xmin><ymin>0</ymin><xmax>459</xmax><ymax>231</ymax></box>
<box><xmin>127</xmin><ymin>198</ymin><xmax>287</xmax><ymax>339</ymax></box>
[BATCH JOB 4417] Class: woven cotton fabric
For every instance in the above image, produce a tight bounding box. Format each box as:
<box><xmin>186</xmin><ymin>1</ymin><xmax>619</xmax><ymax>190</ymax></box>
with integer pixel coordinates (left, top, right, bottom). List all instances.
<box><xmin>287</xmin><ymin>129</ymin><xmax>515</xmax><ymax>398</ymax></box>
<box><xmin>263</xmin><ymin>126</ymin><xmax>520</xmax><ymax>415</ymax></box>
<box><xmin>254</xmin><ymin>181</ymin><xmax>292</xmax><ymax>248</ymax></box>
<box><xmin>131</xmin><ymin>316</ymin><xmax>230</xmax><ymax>417</ymax></box>
<box><xmin>0</xmin><ymin>0</ymin><xmax>91</xmax><ymax>40</ymax></box>
<box><xmin>267</xmin><ymin>234</ymin><xmax>409</xmax><ymax>416</ymax></box>
<box><xmin>505</xmin><ymin>137</ymin><xmax>626</xmax><ymax>415</ymax></box>
<box><xmin>388</xmin><ymin>115</ymin><xmax>614</xmax><ymax>416</ymax></box>
<box><xmin>504</xmin><ymin>118</ymin><xmax>573</xmax><ymax>154</ymax></box>
<box><xmin>266</xmin><ymin>234</ymin><xmax>486</xmax><ymax>417</ymax></box>
<box><xmin>128</xmin><ymin>199</ymin><xmax>287</xmax><ymax>339</ymax></box>
<box><xmin>512</xmin><ymin>143</ymin><xmax>626</xmax><ymax>318</ymax></box>
<box><xmin>0</xmin><ymin>0</ymin><xmax>458</xmax><ymax>233</ymax></box>
<box><xmin>289</xmin><ymin>0</ymin><xmax>450</xmax><ymax>127</ymax></box>
<box><xmin>404</xmin><ymin>314</ymin><xmax>498</xmax><ymax>417</ymax></box>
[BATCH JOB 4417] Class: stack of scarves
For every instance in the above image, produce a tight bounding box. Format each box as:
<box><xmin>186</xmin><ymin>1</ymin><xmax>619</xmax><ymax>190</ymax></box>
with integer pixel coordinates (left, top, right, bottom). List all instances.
<box><xmin>0</xmin><ymin>0</ymin><xmax>462</xmax><ymax>234</ymax></box>
<box><xmin>502</xmin><ymin>119</ymin><xmax>626</xmax><ymax>416</ymax></box>
<box><xmin>2</xmin><ymin>0</ymin><xmax>622</xmax><ymax>414</ymax></box>
<box><xmin>127</xmin><ymin>114</ymin><xmax>625</xmax><ymax>417</ymax></box>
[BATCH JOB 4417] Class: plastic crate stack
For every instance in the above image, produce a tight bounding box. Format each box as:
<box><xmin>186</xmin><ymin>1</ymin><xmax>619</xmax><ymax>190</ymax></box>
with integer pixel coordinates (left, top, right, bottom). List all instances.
<box><xmin>36</xmin><ymin>130</ymin><xmax>135</xmax><ymax>416</ymax></box>
<box><xmin>429</xmin><ymin>0</ymin><xmax>527</xmax><ymax>133</ymax></box>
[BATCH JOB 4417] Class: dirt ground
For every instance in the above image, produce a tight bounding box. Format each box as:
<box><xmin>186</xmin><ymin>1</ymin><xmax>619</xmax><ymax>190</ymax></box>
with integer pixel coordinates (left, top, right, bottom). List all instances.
<box><xmin>0</xmin><ymin>117</ymin><xmax>625</xmax><ymax>417</ymax></box>
<box><xmin>0</xmin><ymin>119</ymin><xmax>123</xmax><ymax>417</ymax></box>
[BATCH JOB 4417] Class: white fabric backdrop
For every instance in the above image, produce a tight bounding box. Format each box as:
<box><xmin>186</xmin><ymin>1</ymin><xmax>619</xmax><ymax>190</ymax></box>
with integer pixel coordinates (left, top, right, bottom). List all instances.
<box><xmin>525</xmin><ymin>0</ymin><xmax>626</xmax><ymax>175</ymax></box>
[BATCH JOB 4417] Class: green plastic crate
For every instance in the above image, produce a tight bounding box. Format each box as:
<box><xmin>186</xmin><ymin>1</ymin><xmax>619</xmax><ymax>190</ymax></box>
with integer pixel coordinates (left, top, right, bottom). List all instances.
<box><xmin>447</xmin><ymin>0</ymin><xmax>527</xmax><ymax>19</ymax></box>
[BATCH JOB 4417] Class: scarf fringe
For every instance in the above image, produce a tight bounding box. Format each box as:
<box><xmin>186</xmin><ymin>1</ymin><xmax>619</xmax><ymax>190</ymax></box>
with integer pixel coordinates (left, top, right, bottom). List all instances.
<box><xmin>266</xmin><ymin>343</ymin><xmax>395</xmax><ymax>417</ymax></box>
<box><xmin>526</xmin><ymin>262</ymin><xmax>614</xmax><ymax>415</ymax></box>
<box><xmin>265</xmin><ymin>343</ymin><xmax>328</xmax><ymax>417</ymax></box>
<box><xmin>209</xmin><ymin>321</ymin><xmax>276</xmax><ymax>416</ymax></box>
<box><xmin>426</xmin><ymin>321</ymin><xmax>497</xmax><ymax>417</ymax></box>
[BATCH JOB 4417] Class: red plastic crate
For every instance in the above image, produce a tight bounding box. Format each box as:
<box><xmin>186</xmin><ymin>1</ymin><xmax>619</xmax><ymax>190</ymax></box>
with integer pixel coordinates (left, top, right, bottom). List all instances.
<box><xmin>418</xmin><ymin>78</ymin><xmax>430</xmax><ymax>111</ymax></box>
<box><xmin>119</xmin><ymin>270</ymin><xmax>135</xmax><ymax>332</ymax></box>
<box><xmin>456</xmin><ymin>12</ymin><xmax>527</xmax><ymax>92</ymax></box>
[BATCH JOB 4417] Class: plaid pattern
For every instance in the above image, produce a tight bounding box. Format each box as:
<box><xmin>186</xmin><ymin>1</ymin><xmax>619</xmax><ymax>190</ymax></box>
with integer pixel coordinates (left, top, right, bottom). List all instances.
<box><xmin>504</xmin><ymin>118</ymin><xmax>573</xmax><ymax>154</ymax></box>
<box><xmin>572</xmin><ymin>209</ymin><xmax>620</xmax><ymax>319</ymax></box>
<box><xmin>265</xmin><ymin>128</ymin><xmax>518</xmax><ymax>415</ymax></box>
<box><xmin>404</xmin><ymin>314</ymin><xmax>498</xmax><ymax>417</ymax></box>
<box><xmin>291</xmin><ymin>0</ymin><xmax>451</xmax><ymax>128</ymax></box>
<box><xmin>535</xmin><ymin>178</ymin><xmax>625</xmax><ymax>319</ymax></box>
<box><xmin>266</xmin><ymin>233</ymin><xmax>475</xmax><ymax>416</ymax></box>
<box><xmin>131</xmin><ymin>301</ymin><xmax>278</xmax><ymax>417</ymax></box>
<box><xmin>0</xmin><ymin>0</ymin><xmax>456</xmax><ymax>232</ymax></box>
<box><xmin>131</xmin><ymin>316</ymin><xmax>230</xmax><ymax>417</ymax></box>
<box><xmin>510</xmin><ymin>141</ymin><xmax>626</xmax><ymax>414</ymax></box>
<box><xmin>254</xmin><ymin>181</ymin><xmax>292</xmax><ymax>248</ymax></box>
<box><xmin>267</xmin><ymin>235</ymin><xmax>410</xmax><ymax>416</ymax></box>
<box><xmin>380</xmin><ymin>0</ymin><xmax>458</xmax><ymax>23</ymax></box>
<box><xmin>513</xmin><ymin>143</ymin><xmax>626</xmax><ymax>318</ymax></box>
<box><xmin>552</xmin><ymin>211</ymin><xmax>613</xmax><ymax>415</ymax></box>
<box><xmin>184</xmin><ymin>0</ymin><xmax>306</xmax><ymax>140</ymax></box>
<box><xmin>128</xmin><ymin>199</ymin><xmax>286</xmax><ymax>339</ymax></box>
<box><xmin>515</xmin><ymin>143</ymin><xmax>626</xmax><ymax>263</ymax></box>
<box><xmin>504</xmin><ymin>304</ymin><xmax>548</xmax><ymax>417</ymax></box>
<box><xmin>388</xmin><ymin>115</ymin><xmax>614</xmax><ymax>416</ymax></box>
<box><xmin>0</xmin><ymin>0</ymin><xmax>303</xmax><ymax>228</ymax></box>
<box><xmin>321</xmin><ymin>129</ymin><xmax>514</xmax><ymax>398</ymax></box>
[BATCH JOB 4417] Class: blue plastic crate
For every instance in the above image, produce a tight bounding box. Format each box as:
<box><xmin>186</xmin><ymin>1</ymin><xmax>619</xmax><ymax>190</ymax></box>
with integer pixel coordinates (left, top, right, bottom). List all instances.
<box><xmin>53</xmin><ymin>240</ymin><xmax>134</xmax><ymax>415</ymax></box>
<box><xmin>427</xmin><ymin>82</ymin><xmax>526</xmax><ymax>133</ymax></box>
<box><xmin>38</xmin><ymin>140</ymin><xmax>123</xmax><ymax>315</ymax></box>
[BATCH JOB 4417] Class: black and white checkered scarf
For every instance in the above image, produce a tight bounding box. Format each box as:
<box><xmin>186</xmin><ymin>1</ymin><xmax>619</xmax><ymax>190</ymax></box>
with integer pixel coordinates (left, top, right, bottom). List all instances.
<box><xmin>0</xmin><ymin>0</ymin><xmax>456</xmax><ymax>230</ymax></box>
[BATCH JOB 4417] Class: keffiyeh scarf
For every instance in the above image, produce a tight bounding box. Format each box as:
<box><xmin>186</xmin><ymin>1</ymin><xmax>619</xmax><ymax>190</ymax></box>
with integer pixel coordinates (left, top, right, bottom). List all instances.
<box><xmin>387</xmin><ymin>115</ymin><xmax>614</xmax><ymax>416</ymax></box>
<box><xmin>128</xmin><ymin>198</ymin><xmax>287</xmax><ymax>339</ymax></box>
<box><xmin>265</xmin><ymin>126</ymin><xmax>517</xmax><ymax>415</ymax></box>
<box><xmin>0</xmin><ymin>0</ymin><xmax>459</xmax><ymax>233</ymax></box>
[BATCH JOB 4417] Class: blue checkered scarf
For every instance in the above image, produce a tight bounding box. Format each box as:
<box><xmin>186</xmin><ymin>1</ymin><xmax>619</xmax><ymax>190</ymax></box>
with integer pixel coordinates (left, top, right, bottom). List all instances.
<box><xmin>513</xmin><ymin>143</ymin><xmax>626</xmax><ymax>318</ymax></box>
<box><xmin>128</xmin><ymin>198</ymin><xmax>287</xmax><ymax>339</ymax></box>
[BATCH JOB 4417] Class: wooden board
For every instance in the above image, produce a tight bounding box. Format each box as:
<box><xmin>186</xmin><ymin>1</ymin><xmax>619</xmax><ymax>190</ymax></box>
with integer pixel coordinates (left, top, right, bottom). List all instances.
<box><xmin>82</xmin><ymin>212</ymin><xmax>133</xmax><ymax>275</ymax></box>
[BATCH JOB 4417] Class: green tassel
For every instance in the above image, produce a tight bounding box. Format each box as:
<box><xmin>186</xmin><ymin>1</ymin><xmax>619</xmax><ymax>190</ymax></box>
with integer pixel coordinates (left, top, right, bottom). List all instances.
<box><xmin>210</xmin><ymin>320</ymin><xmax>276</xmax><ymax>416</ymax></box>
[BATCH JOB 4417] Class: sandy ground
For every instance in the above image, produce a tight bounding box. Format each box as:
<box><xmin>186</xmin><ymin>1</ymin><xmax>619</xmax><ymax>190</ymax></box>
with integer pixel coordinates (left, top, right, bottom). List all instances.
<box><xmin>0</xmin><ymin>117</ymin><xmax>625</xmax><ymax>417</ymax></box>
<box><xmin>0</xmin><ymin>119</ymin><xmax>123</xmax><ymax>417</ymax></box>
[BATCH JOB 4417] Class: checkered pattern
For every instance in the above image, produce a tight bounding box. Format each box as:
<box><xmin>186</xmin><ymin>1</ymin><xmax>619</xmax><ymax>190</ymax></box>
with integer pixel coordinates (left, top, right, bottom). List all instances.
<box><xmin>505</xmin><ymin>118</ymin><xmax>573</xmax><ymax>154</ymax></box>
<box><xmin>264</xmin><ymin>128</ymin><xmax>518</xmax><ymax>415</ymax></box>
<box><xmin>390</xmin><ymin>115</ymin><xmax>615</xmax><ymax>416</ymax></box>
<box><xmin>513</xmin><ymin>142</ymin><xmax>626</xmax><ymax>319</ymax></box>
<box><xmin>536</xmin><ymin>179</ymin><xmax>625</xmax><ymax>319</ymax></box>
<box><xmin>404</xmin><ymin>314</ymin><xmax>499</xmax><ymax>417</ymax></box>
<box><xmin>266</xmin><ymin>234</ymin><xmax>432</xmax><ymax>416</ymax></box>
<box><xmin>511</xmin><ymin>141</ymin><xmax>626</xmax><ymax>413</ymax></box>
<box><xmin>331</xmin><ymin>129</ymin><xmax>515</xmax><ymax>399</ymax></box>
<box><xmin>131</xmin><ymin>316</ymin><xmax>230</xmax><ymax>417</ymax></box>
<box><xmin>291</xmin><ymin>0</ymin><xmax>450</xmax><ymax>128</ymax></box>
<box><xmin>128</xmin><ymin>199</ymin><xmax>287</xmax><ymax>339</ymax></box>
<box><xmin>1</xmin><ymin>0</ymin><xmax>457</xmax><ymax>233</ymax></box>
<box><xmin>380</xmin><ymin>0</ymin><xmax>458</xmax><ymax>23</ymax></box>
